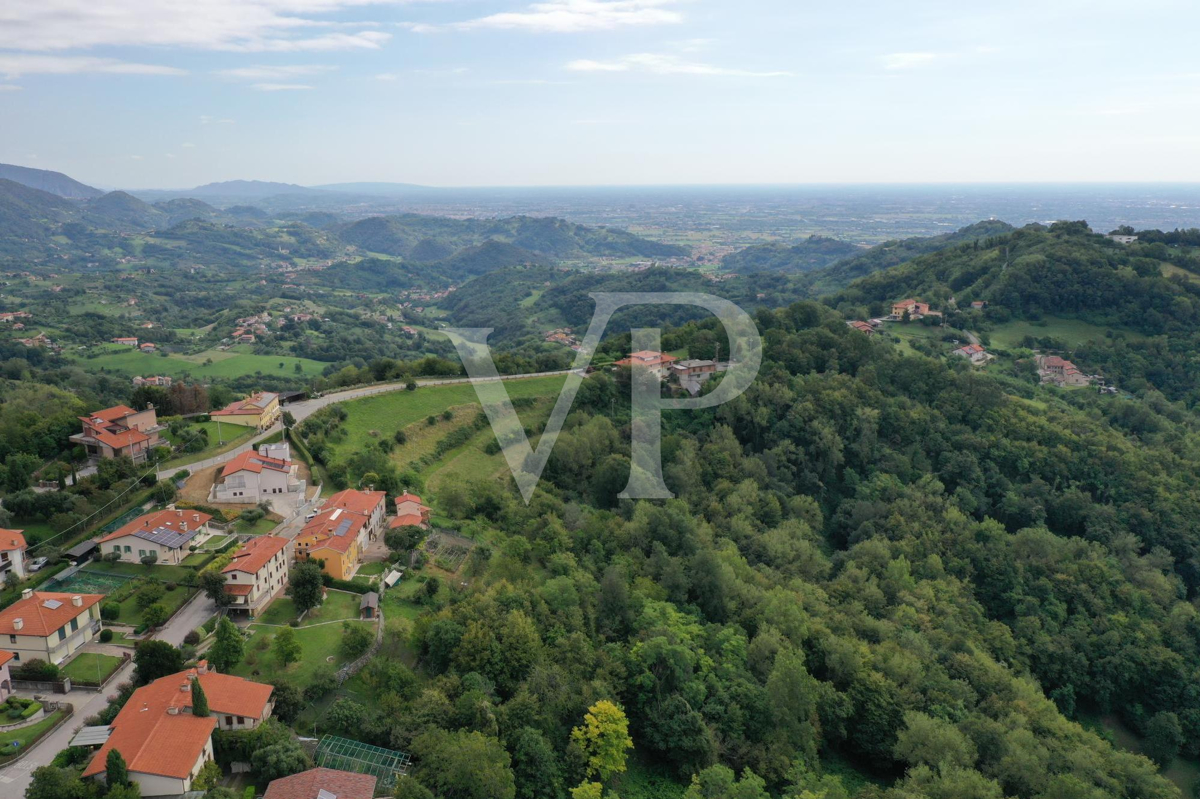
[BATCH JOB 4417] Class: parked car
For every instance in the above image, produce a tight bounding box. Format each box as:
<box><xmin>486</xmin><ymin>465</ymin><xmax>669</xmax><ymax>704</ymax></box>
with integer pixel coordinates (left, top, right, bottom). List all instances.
<box><xmin>28</xmin><ymin>557</ymin><xmax>49</xmax><ymax>572</ymax></box>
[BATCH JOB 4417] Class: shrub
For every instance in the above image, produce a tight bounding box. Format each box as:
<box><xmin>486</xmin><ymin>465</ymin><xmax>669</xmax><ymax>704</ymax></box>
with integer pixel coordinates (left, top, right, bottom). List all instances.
<box><xmin>99</xmin><ymin>629</ymin><xmax>114</xmax><ymax>643</ymax></box>
<box><xmin>183</xmin><ymin>630</ymin><xmax>201</xmax><ymax>646</ymax></box>
<box><xmin>101</xmin><ymin>602</ymin><xmax>120</xmax><ymax>621</ymax></box>
<box><xmin>136</xmin><ymin>582</ymin><xmax>165</xmax><ymax>609</ymax></box>
<box><xmin>14</xmin><ymin>659</ymin><xmax>60</xmax><ymax>681</ymax></box>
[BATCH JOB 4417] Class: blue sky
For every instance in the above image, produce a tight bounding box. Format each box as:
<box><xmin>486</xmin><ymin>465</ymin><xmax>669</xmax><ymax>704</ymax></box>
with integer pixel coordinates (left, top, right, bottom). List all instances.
<box><xmin>1</xmin><ymin>0</ymin><xmax>1199</xmax><ymax>188</ymax></box>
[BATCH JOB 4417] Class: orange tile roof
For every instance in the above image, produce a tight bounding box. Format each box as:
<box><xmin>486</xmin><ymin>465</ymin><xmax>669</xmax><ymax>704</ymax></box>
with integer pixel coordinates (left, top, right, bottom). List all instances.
<box><xmin>299</xmin><ymin>509</ymin><xmax>364</xmax><ymax>554</ymax></box>
<box><xmin>0</xmin><ymin>592</ymin><xmax>103</xmax><ymax>637</ymax></box>
<box><xmin>264</xmin><ymin>768</ymin><xmax>377</xmax><ymax>799</ymax></box>
<box><xmin>223</xmin><ymin>535</ymin><xmax>289</xmax><ymax>576</ymax></box>
<box><xmin>615</xmin><ymin>350</ymin><xmax>678</xmax><ymax>368</ymax></box>
<box><xmin>221</xmin><ymin>451</ymin><xmax>292</xmax><ymax>478</ymax></box>
<box><xmin>389</xmin><ymin>513</ymin><xmax>428</xmax><ymax>529</ymax></box>
<box><xmin>394</xmin><ymin>492</ymin><xmax>423</xmax><ymax>506</ymax></box>
<box><xmin>91</xmin><ymin>426</ymin><xmax>150</xmax><ymax>450</ymax></box>
<box><xmin>91</xmin><ymin>405</ymin><xmax>137</xmax><ymax>422</ymax></box>
<box><xmin>212</xmin><ymin>392</ymin><xmax>278</xmax><ymax>417</ymax></box>
<box><xmin>324</xmin><ymin>489</ymin><xmax>386</xmax><ymax>518</ymax></box>
<box><xmin>0</xmin><ymin>529</ymin><xmax>26</xmax><ymax>552</ymax></box>
<box><xmin>100</xmin><ymin>508</ymin><xmax>212</xmax><ymax>545</ymax></box>
<box><xmin>224</xmin><ymin>583</ymin><xmax>254</xmax><ymax>596</ymax></box>
<box><xmin>0</xmin><ymin>650</ymin><xmax>13</xmax><ymax>668</ymax></box>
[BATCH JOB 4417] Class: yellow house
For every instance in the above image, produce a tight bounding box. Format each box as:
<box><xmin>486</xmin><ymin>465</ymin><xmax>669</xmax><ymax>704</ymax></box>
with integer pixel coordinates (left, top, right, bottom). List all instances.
<box><xmin>294</xmin><ymin>508</ymin><xmax>364</xmax><ymax>580</ymax></box>
<box><xmin>210</xmin><ymin>392</ymin><xmax>281</xmax><ymax>430</ymax></box>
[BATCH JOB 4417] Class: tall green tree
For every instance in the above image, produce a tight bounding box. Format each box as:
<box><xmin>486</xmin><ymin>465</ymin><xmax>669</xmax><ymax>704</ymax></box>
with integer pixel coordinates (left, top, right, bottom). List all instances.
<box><xmin>106</xmin><ymin>749</ymin><xmax>130</xmax><ymax>788</ymax></box>
<box><xmin>570</xmin><ymin>700</ymin><xmax>633</xmax><ymax>784</ymax></box>
<box><xmin>273</xmin><ymin>626</ymin><xmax>302</xmax><ymax>667</ymax></box>
<box><xmin>133</xmin><ymin>640</ymin><xmax>183</xmax><ymax>685</ymax></box>
<box><xmin>191</xmin><ymin>679</ymin><xmax>210</xmax><ymax>717</ymax></box>
<box><xmin>288</xmin><ymin>562</ymin><xmax>324</xmax><ymax>614</ymax></box>
<box><xmin>207</xmin><ymin>617</ymin><xmax>245</xmax><ymax>672</ymax></box>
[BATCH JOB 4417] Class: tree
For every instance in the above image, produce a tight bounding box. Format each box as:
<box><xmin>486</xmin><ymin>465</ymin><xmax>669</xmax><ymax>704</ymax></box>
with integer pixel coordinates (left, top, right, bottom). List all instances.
<box><xmin>339</xmin><ymin>621</ymin><xmax>374</xmax><ymax>660</ymax></box>
<box><xmin>394</xmin><ymin>779</ymin><xmax>435</xmax><ymax>799</ymax></box>
<box><xmin>251</xmin><ymin>740</ymin><xmax>311</xmax><ymax>782</ymax></box>
<box><xmin>894</xmin><ymin>711</ymin><xmax>976</xmax><ymax>770</ymax></box>
<box><xmin>191</xmin><ymin>679</ymin><xmax>210</xmax><ymax>717</ymax></box>
<box><xmin>282</xmin><ymin>411</ymin><xmax>296</xmax><ymax>430</ymax></box>
<box><xmin>106</xmin><ymin>748</ymin><xmax>130</xmax><ymax>787</ymax></box>
<box><xmin>269</xmin><ymin>680</ymin><xmax>305</xmax><ymax>723</ymax></box>
<box><xmin>570</xmin><ymin>700</ymin><xmax>633</xmax><ymax>783</ymax></box>
<box><xmin>273</xmin><ymin>627</ymin><xmax>302</xmax><ymax>667</ymax></box>
<box><xmin>194</xmin><ymin>761</ymin><xmax>222</xmax><ymax>792</ymax></box>
<box><xmin>27</xmin><ymin>765</ymin><xmax>88</xmax><ymax>799</ymax></box>
<box><xmin>411</xmin><ymin>729</ymin><xmax>515</xmax><ymax>799</ymax></box>
<box><xmin>324</xmin><ymin>698</ymin><xmax>365</xmax><ymax>735</ymax></box>
<box><xmin>288</xmin><ymin>562</ymin><xmax>324</xmax><ymax>614</ymax></box>
<box><xmin>684</xmin><ymin>765</ymin><xmax>769</xmax><ymax>799</ymax></box>
<box><xmin>142</xmin><ymin>603</ymin><xmax>169</xmax><ymax>629</ymax></box>
<box><xmin>199</xmin><ymin>570</ymin><xmax>231</xmax><ymax>607</ymax></box>
<box><xmin>207</xmin><ymin>617</ymin><xmax>245</xmax><ymax>672</ymax></box>
<box><xmin>1144</xmin><ymin>711</ymin><xmax>1184</xmax><ymax>768</ymax></box>
<box><xmin>134</xmin><ymin>640</ymin><xmax>183</xmax><ymax>685</ymax></box>
<box><xmin>511</xmin><ymin>727</ymin><xmax>563</xmax><ymax>799</ymax></box>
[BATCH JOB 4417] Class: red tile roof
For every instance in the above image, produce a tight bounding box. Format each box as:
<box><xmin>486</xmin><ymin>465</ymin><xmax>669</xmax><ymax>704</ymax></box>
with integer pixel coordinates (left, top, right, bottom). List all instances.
<box><xmin>615</xmin><ymin>350</ymin><xmax>678</xmax><ymax>368</ymax></box>
<box><xmin>389</xmin><ymin>513</ymin><xmax>427</xmax><ymax>529</ymax></box>
<box><xmin>223</xmin><ymin>535</ymin><xmax>289</xmax><ymax>576</ymax></box>
<box><xmin>224</xmin><ymin>583</ymin><xmax>254</xmax><ymax>596</ymax></box>
<box><xmin>221</xmin><ymin>451</ymin><xmax>292</xmax><ymax>478</ymax></box>
<box><xmin>0</xmin><ymin>592</ymin><xmax>104</xmax><ymax>637</ymax></box>
<box><xmin>100</xmin><ymin>508</ymin><xmax>212</xmax><ymax>545</ymax></box>
<box><xmin>0</xmin><ymin>529</ymin><xmax>26</xmax><ymax>552</ymax></box>
<box><xmin>90</xmin><ymin>405</ymin><xmax>137</xmax><ymax>423</ymax></box>
<box><xmin>0</xmin><ymin>650</ymin><xmax>13</xmax><ymax>668</ymax></box>
<box><xmin>324</xmin><ymin>489</ymin><xmax>386</xmax><ymax>518</ymax></box>
<box><xmin>212</xmin><ymin>392</ymin><xmax>279</xmax><ymax>417</ymax></box>
<box><xmin>299</xmin><ymin>509</ymin><xmax>364</xmax><ymax>554</ymax></box>
<box><xmin>263</xmin><ymin>768</ymin><xmax>377</xmax><ymax>799</ymax></box>
<box><xmin>394</xmin><ymin>492</ymin><xmax>424</xmax><ymax>507</ymax></box>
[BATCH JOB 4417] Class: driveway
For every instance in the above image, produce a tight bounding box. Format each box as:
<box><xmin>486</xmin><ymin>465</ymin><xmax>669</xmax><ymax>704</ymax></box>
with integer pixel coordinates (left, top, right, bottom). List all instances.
<box><xmin>0</xmin><ymin>589</ymin><xmax>215</xmax><ymax>794</ymax></box>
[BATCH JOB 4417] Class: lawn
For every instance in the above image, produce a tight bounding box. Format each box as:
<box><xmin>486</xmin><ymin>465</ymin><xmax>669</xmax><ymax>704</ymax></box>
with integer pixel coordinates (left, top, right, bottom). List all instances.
<box><xmin>68</xmin><ymin>344</ymin><xmax>328</xmax><ymax>380</ymax></box>
<box><xmin>236</xmin><ymin>517</ymin><xmax>280</xmax><ymax>536</ymax></box>
<box><xmin>85</xmin><ymin>561</ymin><xmax>196</xmax><ymax>583</ymax></box>
<box><xmin>112</xmin><ymin>583</ymin><xmax>196</xmax><ymax>627</ymax></box>
<box><xmin>0</xmin><ymin>710</ymin><xmax>68</xmax><ymax>763</ymax></box>
<box><xmin>357</xmin><ymin>561</ymin><xmax>386</xmax><ymax>577</ymax></box>
<box><xmin>987</xmin><ymin>316</ymin><xmax>1147</xmax><ymax>350</ymax></box>
<box><xmin>256</xmin><ymin>590</ymin><xmax>363</xmax><ymax>627</ymax></box>
<box><xmin>164</xmin><ymin>420</ymin><xmax>255</xmax><ymax>458</ymax></box>
<box><xmin>61</xmin><ymin>653</ymin><xmax>124</xmax><ymax>686</ymax></box>
<box><xmin>230</xmin><ymin>619</ymin><xmax>375</xmax><ymax>690</ymax></box>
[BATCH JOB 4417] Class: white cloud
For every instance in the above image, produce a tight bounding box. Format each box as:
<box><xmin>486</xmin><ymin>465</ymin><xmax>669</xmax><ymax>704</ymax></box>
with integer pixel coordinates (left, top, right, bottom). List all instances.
<box><xmin>881</xmin><ymin>52</ymin><xmax>940</xmax><ymax>70</ymax></box>
<box><xmin>199</xmin><ymin>115</ymin><xmax>235</xmax><ymax>124</ymax></box>
<box><xmin>412</xmin><ymin>0</ymin><xmax>684</xmax><ymax>34</ymax></box>
<box><xmin>181</xmin><ymin>142</ymin><xmax>196</xmax><ymax>147</ymax></box>
<box><xmin>0</xmin><ymin>83</ymin><xmax>22</xmax><ymax>91</ymax></box>
<box><xmin>0</xmin><ymin>54</ymin><xmax>184</xmax><ymax>78</ymax></box>
<box><xmin>216</xmin><ymin>64</ymin><xmax>336</xmax><ymax>80</ymax></box>
<box><xmin>0</xmin><ymin>0</ymin><xmax>394</xmax><ymax>52</ymax></box>
<box><xmin>375</xmin><ymin>72</ymin><xmax>399</xmax><ymax>80</ymax></box>
<box><xmin>566</xmin><ymin>53</ymin><xmax>792</xmax><ymax>77</ymax></box>
<box><xmin>251</xmin><ymin>82</ymin><xmax>314</xmax><ymax>91</ymax></box>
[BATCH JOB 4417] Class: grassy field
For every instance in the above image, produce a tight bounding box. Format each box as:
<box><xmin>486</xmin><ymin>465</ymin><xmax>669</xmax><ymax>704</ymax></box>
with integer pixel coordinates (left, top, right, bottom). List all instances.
<box><xmin>236</xmin><ymin>517</ymin><xmax>280</xmax><ymax>536</ymax></box>
<box><xmin>69</xmin><ymin>344</ymin><xmax>328</xmax><ymax>380</ymax></box>
<box><xmin>84</xmin><ymin>561</ymin><xmax>196</xmax><ymax>582</ymax></box>
<box><xmin>987</xmin><ymin>317</ymin><xmax>1147</xmax><ymax>350</ymax></box>
<box><xmin>61</xmin><ymin>652</ymin><xmax>124</xmax><ymax>685</ymax></box>
<box><xmin>230</xmin><ymin>602</ymin><xmax>375</xmax><ymax>690</ymax></box>
<box><xmin>115</xmin><ymin>584</ymin><xmax>196</xmax><ymax>627</ymax></box>
<box><xmin>0</xmin><ymin>709</ymin><xmax>68</xmax><ymax>762</ymax></box>
<box><xmin>256</xmin><ymin>590</ymin><xmax>362</xmax><ymax>627</ymax></box>
<box><xmin>163</xmin><ymin>421</ymin><xmax>256</xmax><ymax>468</ymax></box>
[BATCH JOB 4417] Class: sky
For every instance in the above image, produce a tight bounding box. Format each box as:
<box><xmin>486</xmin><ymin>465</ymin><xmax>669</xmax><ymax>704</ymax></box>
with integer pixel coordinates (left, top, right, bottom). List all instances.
<box><xmin>1</xmin><ymin>0</ymin><xmax>1200</xmax><ymax>188</ymax></box>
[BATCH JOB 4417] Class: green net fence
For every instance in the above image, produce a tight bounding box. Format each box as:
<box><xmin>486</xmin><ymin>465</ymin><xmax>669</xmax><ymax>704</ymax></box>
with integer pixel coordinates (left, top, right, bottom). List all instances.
<box><xmin>313</xmin><ymin>735</ymin><xmax>411</xmax><ymax>789</ymax></box>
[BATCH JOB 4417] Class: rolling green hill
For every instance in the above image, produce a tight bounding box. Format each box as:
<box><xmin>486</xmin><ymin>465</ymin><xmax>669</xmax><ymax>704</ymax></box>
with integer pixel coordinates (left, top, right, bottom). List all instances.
<box><xmin>722</xmin><ymin>234</ymin><xmax>862</xmax><ymax>274</ymax></box>
<box><xmin>0</xmin><ymin>162</ymin><xmax>103</xmax><ymax>199</ymax></box>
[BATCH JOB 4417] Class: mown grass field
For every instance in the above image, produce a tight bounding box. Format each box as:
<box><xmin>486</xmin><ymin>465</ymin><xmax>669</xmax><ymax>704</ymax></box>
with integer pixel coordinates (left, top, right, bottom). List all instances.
<box><xmin>987</xmin><ymin>316</ymin><xmax>1147</xmax><ymax>350</ymax></box>
<box><xmin>68</xmin><ymin>344</ymin><xmax>328</xmax><ymax>380</ymax></box>
<box><xmin>61</xmin><ymin>652</ymin><xmax>124</xmax><ymax>685</ymax></box>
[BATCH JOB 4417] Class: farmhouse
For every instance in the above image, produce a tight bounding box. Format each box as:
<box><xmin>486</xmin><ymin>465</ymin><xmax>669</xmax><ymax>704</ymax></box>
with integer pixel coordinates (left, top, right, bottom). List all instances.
<box><xmin>846</xmin><ymin>320</ymin><xmax>876</xmax><ymax>336</ymax></box>
<box><xmin>222</xmin><ymin>535</ymin><xmax>292</xmax><ymax>616</ymax></box>
<box><xmin>98</xmin><ymin>507</ymin><xmax>213</xmax><ymax>565</ymax></box>
<box><xmin>1038</xmin><ymin>355</ymin><xmax>1093</xmax><ymax>387</ymax></box>
<box><xmin>112</xmin><ymin>337</ymin><xmax>139</xmax><ymax>347</ymax></box>
<box><xmin>70</xmin><ymin>404</ymin><xmax>162</xmax><ymax>463</ymax></box>
<box><xmin>0</xmin><ymin>528</ymin><xmax>27</xmax><ymax>582</ymax></box>
<box><xmin>83</xmin><ymin>662</ymin><xmax>273</xmax><ymax>796</ymax></box>
<box><xmin>390</xmin><ymin>492</ymin><xmax>431</xmax><ymax>530</ymax></box>
<box><xmin>132</xmin><ymin>375</ymin><xmax>173</xmax><ymax>387</ymax></box>
<box><xmin>212</xmin><ymin>450</ymin><xmax>305</xmax><ymax>504</ymax></box>
<box><xmin>211</xmin><ymin>391</ymin><xmax>281</xmax><ymax>430</ymax></box>
<box><xmin>0</xmin><ymin>590</ymin><xmax>104</xmax><ymax>665</ymax></box>
<box><xmin>614</xmin><ymin>350</ymin><xmax>678</xmax><ymax>379</ymax></box>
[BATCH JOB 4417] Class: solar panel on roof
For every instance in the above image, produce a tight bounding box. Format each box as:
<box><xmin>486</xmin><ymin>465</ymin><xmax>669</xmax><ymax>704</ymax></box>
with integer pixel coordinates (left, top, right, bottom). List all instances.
<box><xmin>133</xmin><ymin>525</ymin><xmax>199</xmax><ymax>549</ymax></box>
<box><xmin>334</xmin><ymin>519</ymin><xmax>353</xmax><ymax>537</ymax></box>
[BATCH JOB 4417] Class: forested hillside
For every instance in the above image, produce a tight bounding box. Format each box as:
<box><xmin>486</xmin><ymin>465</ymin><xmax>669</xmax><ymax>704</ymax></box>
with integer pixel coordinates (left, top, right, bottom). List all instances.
<box><xmin>722</xmin><ymin>235</ymin><xmax>862</xmax><ymax>274</ymax></box>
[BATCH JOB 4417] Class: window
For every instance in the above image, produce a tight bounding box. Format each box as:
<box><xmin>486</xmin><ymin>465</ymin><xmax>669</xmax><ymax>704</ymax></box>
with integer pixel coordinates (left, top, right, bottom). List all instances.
<box><xmin>12</xmin><ymin>652</ymin><xmax>17</xmax><ymax>661</ymax></box>
<box><xmin>124</xmin><ymin>545</ymin><xmax>132</xmax><ymax>553</ymax></box>
<box><xmin>138</xmin><ymin>549</ymin><xmax>146</xmax><ymax>558</ymax></box>
<box><xmin>225</xmin><ymin>716</ymin><xmax>234</xmax><ymax>726</ymax></box>
<box><xmin>57</xmin><ymin>627</ymin><xmax>66</xmax><ymax>642</ymax></box>
<box><xmin>70</xmin><ymin>617</ymin><xmax>78</xmax><ymax>633</ymax></box>
<box><xmin>7</xmin><ymin>635</ymin><xmax>14</xmax><ymax>644</ymax></box>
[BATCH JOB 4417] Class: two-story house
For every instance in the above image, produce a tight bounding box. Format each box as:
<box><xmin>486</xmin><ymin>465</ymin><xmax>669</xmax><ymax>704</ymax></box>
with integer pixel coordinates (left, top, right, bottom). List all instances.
<box><xmin>322</xmin><ymin>489</ymin><xmax>387</xmax><ymax>546</ymax></box>
<box><xmin>211</xmin><ymin>391</ymin><xmax>281</xmax><ymax>431</ymax></box>
<box><xmin>222</xmin><ymin>536</ymin><xmax>292</xmax><ymax>617</ymax></box>
<box><xmin>98</xmin><ymin>508</ymin><xmax>213</xmax><ymax>565</ymax></box>
<box><xmin>212</xmin><ymin>451</ymin><xmax>305</xmax><ymax>504</ymax></box>
<box><xmin>295</xmin><ymin>508</ymin><xmax>365</xmax><ymax>580</ymax></box>
<box><xmin>389</xmin><ymin>492</ymin><xmax>431</xmax><ymax>531</ymax></box>
<box><xmin>614</xmin><ymin>350</ymin><xmax>678</xmax><ymax>379</ymax></box>
<box><xmin>69</xmin><ymin>404</ymin><xmax>161</xmax><ymax>463</ymax></box>
<box><xmin>0</xmin><ymin>590</ymin><xmax>104</xmax><ymax>666</ymax></box>
<box><xmin>84</xmin><ymin>661</ymin><xmax>273</xmax><ymax>797</ymax></box>
<box><xmin>0</xmin><ymin>529</ymin><xmax>27</xmax><ymax>582</ymax></box>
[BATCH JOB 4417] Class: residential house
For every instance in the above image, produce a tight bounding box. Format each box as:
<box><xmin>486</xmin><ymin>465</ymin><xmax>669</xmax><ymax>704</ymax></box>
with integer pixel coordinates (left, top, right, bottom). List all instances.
<box><xmin>211</xmin><ymin>391</ymin><xmax>281</xmax><ymax>430</ymax></box>
<box><xmin>389</xmin><ymin>492</ymin><xmax>431</xmax><ymax>530</ymax></box>
<box><xmin>614</xmin><ymin>350</ymin><xmax>678</xmax><ymax>379</ymax></box>
<box><xmin>258</xmin><ymin>441</ymin><xmax>291</xmax><ymax>461</ymax></box>
<box><xmin>0</xmin><ymin>590</ymin><xmax>104</xmax><ymax>666</ymax></box>
<box><xmin>295</xmin><ymin>508</ymin><xmax>365</xmax><ymax>580</ymax></box>
<box><xmin>139</xmin><ymin>342</ymin><xmax>156</xmax><ymax>353</ymax></box>
<box><xmin>846</xmin><ymin>320</ymin><xmax>876</xmax><ymax>336</ymax></box>
<box><xmin>1107</xmin><ymin>234</ymin><xmax>1139</xmax><ymax>245</ymax></box>
<box><xmin>263</xmin><ymin>769</ymin><xmax>377</xmax><ymax>799</ymax></box>
<box><xmin>98</xmin><ymin>508</ymin><xmax>212</xmax><ymax>565</ymax></box>
<box><xmin>0</xmin><ymin>529</ymin><xmax>27</xmax><ymax>582</ymax></box>
<box><xmin>132</xmin><ymin>375</ymin><xmax>172</xmax><ymax>387</ymax></box>
<box><xmin>70</xmin><ymin>404</ymin><xmax>161</xmax><ymax>463</ymax></box>
<box><xmin>1038</xmin><ymin>355</ymin><xmax>1093</xmax><ymax>387</ymax></box>
<box><xmin>323</xmin><ymin>489</ymin><xmax>387</xmax><ymax>545</ymax></box>
<box><xmin>952</xmin><ymin>344</ymin><xmax>992</xmax><ymax>365</ymax></box>
<box><xmin>83</xmin><ymin>662</ymin><xmax>273</xmax><ymax>797</ymax></box>
<box><xmin>0</xmin><ymin>650</ymin><xmax>13</xmax><ymax>701</ymax></box>
<box><xmin>212</xmin><ymin>450</ymin><xmax>305</xmax><ymax>504</ymax></box>
<box><xmin>222</xmin><ymin>536</ymin><xmax>292</xmax><ymax>617</ymax></box>
<box><xmin>112</xmin><ymin>337</ymin><xmax>139</xmax><ymax>347</ymax></box>
<box><xmin>891</xmin><ymin>298</ymin><xmax>937</xmax><ymax>319</ymax></box>
<box><xmin>970</xmin><ymin>301</ymin><xmax>988</xmax><ymax>310</ymax></box>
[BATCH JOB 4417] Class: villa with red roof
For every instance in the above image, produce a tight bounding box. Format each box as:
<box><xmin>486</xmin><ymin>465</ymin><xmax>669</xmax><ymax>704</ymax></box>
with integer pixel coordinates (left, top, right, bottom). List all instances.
<box><xmin>0</xmin><ymin>528</ymin><xmax>27</xmax><ymax>582</ymax></box>
<box><xmin>212</xmin><ymin>450</ymin><xmax>305</xmax><ymax>504</ymax></box>
<box><xmin>0</xmin><ymin>590</ymin><xmax>104</xmax><ymax>665</ymax></box>
<box><xmin>1038</xmin><ymin>354</ymin><xmax>1093</xmax><ymax>387</ymax></box>
<box><xmin>99</xmin><ymin>508</ymin><xmax>213</xmax><ymax>565</ymax></box>
<box><xmin>222</xmin><ymin>535</ymin><xmax>292</xmax><ymax>616</ymax></box>
<box><xmin>84</xmin><ymin>662</ymin><xmax>273</xmax><ymax>796</ymax></box>
<box><xmin>69</xmin><ymin>404</ymin><xmax>161</xmax><ymax>463</ymax></box>
<box><xmin>211</xmin><ymin>391</ymin><xmax>281</xmax><ymax>430</ymax></box>
<box><xmin>952</xmin><ymin>343</ymin><xmax>992</xmax><ymax>365</ymax></box>
<box><xmin>614</xmin><ymin>350</ymin><xmax>678</xmax><ymax>379</ymax></box>
<box><xmin>389</xmin><ymin>492</ymin><xmax>431</xmax><ymax>531</ymax></box>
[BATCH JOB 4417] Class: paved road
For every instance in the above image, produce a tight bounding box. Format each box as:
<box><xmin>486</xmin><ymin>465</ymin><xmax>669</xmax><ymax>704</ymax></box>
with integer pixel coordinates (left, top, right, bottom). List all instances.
<box><xmin>156</xmin><ymin>369</ymin><xmax>577</xmax><ymax>481</ymax></box>
<box><xmin>0</xmin><ymin>592</ymin><xmax>216</xmax><ymax>795</ymax></box>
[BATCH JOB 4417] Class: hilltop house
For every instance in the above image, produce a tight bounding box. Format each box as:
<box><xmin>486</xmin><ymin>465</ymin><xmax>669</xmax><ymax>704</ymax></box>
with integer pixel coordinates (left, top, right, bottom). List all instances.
<box><xmin>99</xmin><ymin>508</ymin><xmax>212</xmax><ymax>565</ymax></box>
<box><xmin>222</xmin><ymin>536</ymin><xmax>292</xmax><ymax>617</ymax></box>
<box><xmin>83</xmin><ymin>662</ymin><xmax>273</xmax><ymax>797</ymax></box>
<box><xmin>70</xmin><ymin>404</ymin><xmax>161</xmax><ymax>463</ymax></box>
<box><xmin>390</xmin><ymin>492</ymin><xmax>432</xmax><ymax>530</ymax></box>
<box><xmin>295</xmin><ymin>508</ymin><xmax>366</xmax><ymax>580</ymax></box>
<box><xmin>0</xmin><ymin>590</ymin><xmax>104</xmax><ymax>665</ymax></box>
<box><xmin>132</xmin><ymin>375</ymin><xmax>172</xmax><ymax>387</ymax></box>
<box><xmin>211</xmin><ymin>391</ymin><xmax>281</xmax><ymax>430</ymax></box>
<box><xmin>0</xmin><ymin>529</ymin><xmax>27</xmax><ymax>582</ymax></box>
<box><xmin>890</xmin><ymin>298</ymin><xmax>943</xmax><ymax>320</ymax></box>
<box><xmin>614</xmin><ymin>350</ymin><xmax>678</xmax><ymax>379</ymax></box>
<box><xmin>264</xmin><ymin>769</ymin><xmax>377</xmax><ymax>799</ymax></box>
<box><xmin>212</xmin><ymin>451</ymin><xmax>305</xmax><ymax>504</ymax></box>
<box><xmin>1038</xmin><ymin>355</ymin><xmax>1093</xmax><ymax>387</ymax></box>
<box><xmin>952</xmin><ymin>344</ymin><xmax>992</xmax><ymax>365</ymax></box>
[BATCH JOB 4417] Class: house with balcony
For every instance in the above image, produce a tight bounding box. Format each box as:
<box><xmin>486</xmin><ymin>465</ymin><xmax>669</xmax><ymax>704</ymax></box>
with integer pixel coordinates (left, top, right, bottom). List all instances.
<box><xmin>212</xmin><ymin>450</ymin><xmax>305</xmax><ymax>504</ymax></box>
<box><xmin>295</xmin><ymin>508</ymin><xmax>365</xmax><ymax>580</ymax></box>
<box><xmin>211</xmin><ymin>391</ymin><xmax>281</xmax><ymax>431</ymax></box>
<box><xmin>83</xmin><ymin>661</ymin><xmax>273</xmax><ymax>797</ymax></box>
<box><xmin>0</xmin><ymin>529</ymin><xmax>27</xmax><ymax>582</ymax></box>
<box><xmin>0</xmin><ymin>590</ymin><xmax>104</xmax><ymax>666</ymax></box>
<box><xmin>222</xmin><ymin>536</ymin><xmax>292</xmax><ymax>616</ymax></box>
<box><xmin>98</xmin><ymin>508</ymin><xmax>213</xmax><ymax>565</ymax></box>
<box><xmin>69</xmin><ymin>404</ymin><xmax>162</xmax><ymax>464</ymax></box>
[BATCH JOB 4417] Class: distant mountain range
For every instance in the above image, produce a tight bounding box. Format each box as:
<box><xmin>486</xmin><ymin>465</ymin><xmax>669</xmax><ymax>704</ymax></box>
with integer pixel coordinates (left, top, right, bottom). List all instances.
<box><xmin>0</xmin><ymin>163</ymin><xmax>103</xmax><ymax>199</ymax></box>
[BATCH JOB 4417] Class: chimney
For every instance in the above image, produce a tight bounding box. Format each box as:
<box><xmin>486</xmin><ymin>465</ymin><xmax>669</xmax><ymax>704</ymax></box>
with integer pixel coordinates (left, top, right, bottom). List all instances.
<box><xmin>181</xmin><ymin>523</ymin><xmax>188</xmax><ymax>532</ymax></box>
<box><xmin>13</xmin><ymin>618</ymin><xmax>23</xmax><ymax>631</ymax></box>
<box><xmin>193</xmin><ymin>514</ymin><xmax>200</xmax><ymax>523</ymax></box>
<box><xmin>167</xmin><ymin>706</ymin><xmax>179</xmax><ymax>715</ymax></box>
<box><xmin>180</xmin><ymin>683</ymin><xmax>189</xmax><ymax>692</ymax></box>
<box><xmin>197</xmin><ymin>660</ymin><xmax>209</xmax><ymax>674</ymax></box>
<box><xmin>21</xmin><ymin>588</ymin><xmax>32</xmax><ymax>601</ymax></box>
<box><xmin>72</xmin><ymin>595</ymin><xmax>82</xmax><ymax>607</ymax></box>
